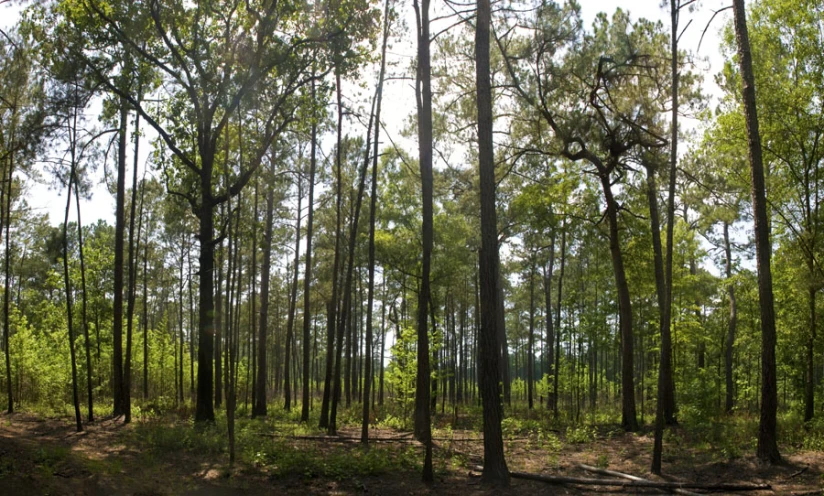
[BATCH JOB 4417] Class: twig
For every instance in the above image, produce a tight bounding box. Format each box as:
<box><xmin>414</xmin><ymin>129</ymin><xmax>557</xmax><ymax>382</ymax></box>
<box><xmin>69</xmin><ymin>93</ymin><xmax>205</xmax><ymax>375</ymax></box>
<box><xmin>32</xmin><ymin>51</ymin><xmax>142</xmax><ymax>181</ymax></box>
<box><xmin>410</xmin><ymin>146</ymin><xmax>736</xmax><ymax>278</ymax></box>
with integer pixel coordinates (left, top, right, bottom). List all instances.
<box><xmin>786</xmin><ymin>466</ymin><xmax>808</xmax><ymax>480</ymax></box>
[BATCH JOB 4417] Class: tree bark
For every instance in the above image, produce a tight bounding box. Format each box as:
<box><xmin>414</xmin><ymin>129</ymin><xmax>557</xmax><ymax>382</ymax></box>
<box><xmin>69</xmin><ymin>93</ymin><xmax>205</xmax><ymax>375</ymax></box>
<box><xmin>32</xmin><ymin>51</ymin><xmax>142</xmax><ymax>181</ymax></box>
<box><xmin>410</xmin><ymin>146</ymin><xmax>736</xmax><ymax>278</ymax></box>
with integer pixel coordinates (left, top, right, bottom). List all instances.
<box><xmin>805</xmin><ymin>285</ymin><xmax>816</xmax><ymax>421</ymax></box>
<box><xmin>112</xmin><ymin>99</ymin><xmax>127</xmax><ymax>418</ymax></box>
<box><xmin>63</xmin><ymin>161</ymin><xmax>82</xmax><ymax>432</ymax></box>
<box><xmin>2</xmin><ymin>105</ymin><xmax>15</xmax><ymax>415</ymax></box>
<box><xmin>194</xmin><ymin>151</ymin><xmax>218</xmax><ymax>423</ymax></box>
<box><xmin>413</xmin><ymin>0</ymin><xmax>434</xmax><ymax>482</ymax></box>
<box><xmin>724</xmin><ymin>222</ymin><xmax>737</xmax><ymax>414</ymax></box>
<box><xmin>648</xmin><ymin>164</ymin><xmax>669</xmax><ymax>474</ymax></box>
<box><xmin>527</xmin><ymin>260</ymin><xmax>535</xmax><ymax>410</ymax></box>
<box><xmin>253</xmin><ymin>185</ymin><xmax>272</xmax><ymax>418</ymax></box>
<box><xmin>476</xmin><ymin>0</ymin><xmax>509</xmax><ymax>483</ymax></box>
<box><xmin>731</xmin><ymin>0</ymin><xmax>780</xmax><ymax>463</ymax></box>
<box><xmin>599</xmin><ymin>169</ymin><xmax>638</xmax><ymax>432</ymax></box>
<box><xmin>74</xmin><ymin>179</ymin><xmax>94</xmax><ymax>422</ymax></box>
<box><xmin>554</xmin><ymin>218</ymin><xmax>566</xmax><ymax>418</ymax></box>
<box><xmin>320</xmin><ymin>70</ymin><xmax>345</xmax><ymax>431</ymax></box>
<box><xmin>362</xmin><ymin>0</ymin><xmax>390</xmax><ymax>443</ymax></box>
<box><xmin>330</xmin><ymin>87</ymin><xmax>375</xmax><ymax>435</ymax></box>
<box><xmin>301</xmin><ymin>79</ymin><xmax>318</xmax><ymax>423</ymax></box>
<box><xmin>284</xmin><ymin>181</ymin><xmax>302</xmax><ymax>411</ymax></box>
<box><xmin>124</xmin><ymin>108</ymin><xmax>143</xmax><ymax>423</ymax></box>
<box><xmin>662</xmin><ymin>0</ymin><xmax>680</xmax><ymax>426</ymax></box>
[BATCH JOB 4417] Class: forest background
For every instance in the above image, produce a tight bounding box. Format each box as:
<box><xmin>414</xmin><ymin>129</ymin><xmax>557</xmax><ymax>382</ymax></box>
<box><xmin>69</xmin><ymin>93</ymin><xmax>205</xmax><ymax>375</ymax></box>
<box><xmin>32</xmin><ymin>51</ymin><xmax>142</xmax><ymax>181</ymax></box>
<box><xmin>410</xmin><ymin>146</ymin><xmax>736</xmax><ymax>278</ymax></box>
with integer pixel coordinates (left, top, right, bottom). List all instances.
<box><xmin>0</xmin><ymin>0</ymin><xmax>823</xmax><ymax>492</ymax></box>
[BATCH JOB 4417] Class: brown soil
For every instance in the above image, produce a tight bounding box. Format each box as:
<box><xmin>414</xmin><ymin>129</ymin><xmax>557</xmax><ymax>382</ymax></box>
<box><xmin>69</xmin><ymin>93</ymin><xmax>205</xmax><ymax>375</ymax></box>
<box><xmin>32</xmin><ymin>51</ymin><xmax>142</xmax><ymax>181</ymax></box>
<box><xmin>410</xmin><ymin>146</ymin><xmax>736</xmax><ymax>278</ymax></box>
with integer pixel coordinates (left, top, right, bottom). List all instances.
<box><xmin>1</xmin><ymin>412</ymin><xmax>822</xmax><ymax>495</ymax></box>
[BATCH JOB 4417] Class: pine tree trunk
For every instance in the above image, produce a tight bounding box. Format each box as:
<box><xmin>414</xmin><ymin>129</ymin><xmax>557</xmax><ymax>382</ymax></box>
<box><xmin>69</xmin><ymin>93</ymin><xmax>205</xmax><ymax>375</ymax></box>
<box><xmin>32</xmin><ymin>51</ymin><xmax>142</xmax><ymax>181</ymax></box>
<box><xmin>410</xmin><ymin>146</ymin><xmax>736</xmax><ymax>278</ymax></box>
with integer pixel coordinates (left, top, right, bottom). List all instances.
<box><xmin>2</xmin><ymin>106</ymin><xmax>14</xmax><ymax>414</ymax></box>
<box><xmin>600</xmin><ymin>169</ymin><xmax>638</xmax><ymax>432</ymax></box>
<box><xmin>413</xmin><ymin>0</ymin><xmax>434</xmax><ymax>482</ymax></box>
<box><xmin>284</xmin><ymin>181</ymin><xmax>302</xmax><ymax>411</ymax></box>
<box><xmin>301</xmin><ymin>79</ymin><xmax>318</xmax><ymax>422</ymax></box>
<box><xmin>112</xmin><ymin>100</ymin><xmax>127</xmax><ymax>418</ymax></box>
<box><xmin>253</xmin><ymin>187</ymin><xmax>274</xmax><ymax>418</ymax></box>
<box><xmin>363</xmin><ymin>0</ymin><xmax>390</xmax><ymax>440</ymax></box>
<box><xmin>662</xmin><ymin>0</ymin><xmax>680</xmax><ymax>426</ymax></box>
<box><xmin>724</xmin><ymin>222</ymin><xmax>737</xmax><ymax>413</ymax></box>
<box><xmin>528</xmin><ymin>261</ymin><xmax>535</xmax><ymax>410</ymax></box>
<box><xmin>648</xmin><ymin>164</ymin><xmax>669</xmax><ymax>474</ymax></box>
<box><xmin>320</xmin><ymin>70</ymin><xmax>345</xmax><ymax>431</ymax></box>
<box><xmin>330</xmin><ymin>85</ymin><xmax>375</xmax><ymax>435</ymax></box>
<box><xmin>476</xmin><ymin>0</ymin><xmax>509</xmax><ymax>482</ymax></box>
<box><xmin>731</xmin><ymin>0</ymin><xmax>780</xmax><ymax>463</ymax></box>
<box><xmin>74</xmin><ymin>180</ymin><xmax>94</xmax><ymax>421</ymax></box>
<box><xmin>63</xmin><ymin>162</ymin><xmax>82</xmax><ymax>432</ymax></box>
<box><xmin>124</xmin><ymin>109</ymin><xmax>143</xmax><ymax>423</ymax></box>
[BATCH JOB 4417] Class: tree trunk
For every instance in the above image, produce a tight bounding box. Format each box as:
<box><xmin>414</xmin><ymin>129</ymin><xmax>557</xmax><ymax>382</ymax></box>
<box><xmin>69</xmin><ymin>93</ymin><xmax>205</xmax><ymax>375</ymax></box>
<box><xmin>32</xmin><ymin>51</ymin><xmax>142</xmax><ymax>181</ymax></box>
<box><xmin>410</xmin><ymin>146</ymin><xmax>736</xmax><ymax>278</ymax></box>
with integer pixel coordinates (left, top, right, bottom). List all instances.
<box><xmin>252</xmin><ymin>184</ymin><xmax>275</xmax><ymax>417</ymax></box>
<box><xmin>724</xmin><ymin>222</ymin><xmax>737</xmax><ymax>414</ymax></box>
<box><xmin>600</xmin><ymin>170</ymin><xmax>638</xmax><ymax>432</ymax></box>
<box><xmin>215</xmin><ymin>233</ymin><xmax>223</xmax><ymax>409</ymax></box>
<box><xmin>545</xmin><ymin>234</ymin><xmax>555</xmax><ymax>411</ymax></box>
<box><xmin>731</xmin><ymin>0</ymin><xmax>780</xmax><ymax>463</ymax></box>
<box><xmin>663</xmin><ymin>0</ymin><xmax>680</xmax><ymax>426</ymax></box>
<box><xmin>648</xmin><ymin>164</ymin><xmax>670</xmax><ymax>474</ymax></box>
<box><xmin>63</xmin><ymin>164</ymin><xmax>82</xmax><ymax>432</ymax></box>
<box><xmin>194</xmin><ymin>151</ymin><xmax>217</xmax><ymax>423</ymax></box>
<box><xmin>2</xmin><ymin>106</ymin><xmax>15</xmax><ymax>414</ymax></box>
<box><xmin>112</xmin><ymin>100</ymin><xmax>127</xmax><ymax>418</ymax></box>
<box><xmin>124</xmin><ymin>108</ymin><xmax>142</xmax><ymax>423</ymax></box>
<box><xmin>330</xmin><ymin>85</ymin><xmax>376</xmax><ymax>435</ymax></box>
<box><xmin>528</xmin><ymin>261</ymin><xmax>535</xmax><ymax>410</ymax></box>
<box><xmin>320</xmin><ymin>70</ymin><xmax>345</xmax><ymax>431</ymax></box>
<box><xmin>363</xmin><ymin>0</ymin><xmax>390</xmax><ymax>443</ymax></box>
<box><xmin>497</xmin><ymin>270</ymin><xmax>510</xmax><ymax>406</ymax></box>
<box><xmin>143</xmin><ymin>220</ymin><xmax>149</xmax><ymax>401</ymax></box>
<box><xmin>74</xmin><ymin>180</ymin><xmax>94</xmax><ymax>422</ymax></box>
<box><xmin>379</xmin><ymin>276</ymin><xmax>386</xmax><ymax>406</ymax></box>
<box><xmin>284</xmin><ymin>180</ymin><xmax>302</xmax><ymax>411</ymax></box>
<box><xmin>413</xmin><ymin>0</ymin><xmax>434</xmax><ymax>482</ymax></box>
<box><xmin>301</xmin><ymin>79</ymin><xmax>318</xmax><ymax>422</ymax></box>
<box><xmin>476</xmin><ymin>0</ymin><xmax>509</xmax><ymax>483</ymax></box>
<box><xmin>805</xmin><ymin>284</ymin><xmax>815</xmax><ymax>421</ymax></box>
<box><xmin>554</xmin><ymin>219</ymin><xmax>566</xmax><ymax>418</ymax></box>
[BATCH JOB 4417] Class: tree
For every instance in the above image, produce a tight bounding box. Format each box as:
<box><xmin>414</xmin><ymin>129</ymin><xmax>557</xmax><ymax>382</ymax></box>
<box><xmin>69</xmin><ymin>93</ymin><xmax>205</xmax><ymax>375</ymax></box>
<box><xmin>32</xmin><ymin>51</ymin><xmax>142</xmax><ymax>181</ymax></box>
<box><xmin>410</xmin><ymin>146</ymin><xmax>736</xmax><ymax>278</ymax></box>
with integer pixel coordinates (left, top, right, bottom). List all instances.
<box><xmin>730</xmin><ymin>0</ymin><xmax>781</xmax><ymax>464</ymax></box>
<box><xmin>476</xmin><ymin>0</ymin><xmax>508</xmax><ymax>483</ymax></box>
<box><xmin>498</xmin><ymin>6</ymin><xmax>683</xmax><ymax>432</ymax></box>
<box><xmin>412</xmin><ymin>0</ymin><xmax>434</xmax><ymax>482</ymax></box>
<box><xmin>0</xmin><ymin>29</ymin><xmax>46</xmax><ymax>414</ymax></box>
<box><xmin>362</xmin><ymin>0</ymin><xmax>393</xmax><ymax>445</ymax></box>
<box><xmin>64</xmin><ymin>0</ymin><xmax>323</xmax><ymax>422</ymax></box>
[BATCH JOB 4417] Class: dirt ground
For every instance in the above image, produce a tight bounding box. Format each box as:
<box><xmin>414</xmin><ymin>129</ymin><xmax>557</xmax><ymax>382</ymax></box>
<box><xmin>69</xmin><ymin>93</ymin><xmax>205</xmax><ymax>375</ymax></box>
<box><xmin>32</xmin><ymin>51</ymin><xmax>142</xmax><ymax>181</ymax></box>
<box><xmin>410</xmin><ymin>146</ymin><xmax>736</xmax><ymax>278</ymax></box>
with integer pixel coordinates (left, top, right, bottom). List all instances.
<box><xmin>1</xmin><ymin>412</ymin><xmax>822</xmax><ymax>495</ymax></box>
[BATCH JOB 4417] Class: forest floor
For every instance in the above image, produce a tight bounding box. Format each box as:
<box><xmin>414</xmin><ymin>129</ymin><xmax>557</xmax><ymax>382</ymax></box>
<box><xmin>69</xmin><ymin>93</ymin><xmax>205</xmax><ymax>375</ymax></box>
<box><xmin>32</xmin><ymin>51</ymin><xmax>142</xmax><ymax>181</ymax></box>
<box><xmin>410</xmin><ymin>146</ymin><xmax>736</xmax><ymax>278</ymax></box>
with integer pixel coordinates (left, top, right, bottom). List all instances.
<box><xmin>1</xmin><ymin>409</ymin><xmax>823</xmax><ymax>495</ymax></box>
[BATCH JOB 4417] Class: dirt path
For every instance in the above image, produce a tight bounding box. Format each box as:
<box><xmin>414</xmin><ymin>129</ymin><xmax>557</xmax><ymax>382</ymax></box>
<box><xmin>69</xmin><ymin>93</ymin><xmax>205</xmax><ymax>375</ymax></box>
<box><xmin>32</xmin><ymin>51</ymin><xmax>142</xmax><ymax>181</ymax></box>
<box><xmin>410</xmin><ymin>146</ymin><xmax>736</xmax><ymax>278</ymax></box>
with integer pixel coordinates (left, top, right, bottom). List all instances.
<box><xmin>1</xmin><ymin>412</ymin><xmax>822</xmax><ymax>495</ymax></box>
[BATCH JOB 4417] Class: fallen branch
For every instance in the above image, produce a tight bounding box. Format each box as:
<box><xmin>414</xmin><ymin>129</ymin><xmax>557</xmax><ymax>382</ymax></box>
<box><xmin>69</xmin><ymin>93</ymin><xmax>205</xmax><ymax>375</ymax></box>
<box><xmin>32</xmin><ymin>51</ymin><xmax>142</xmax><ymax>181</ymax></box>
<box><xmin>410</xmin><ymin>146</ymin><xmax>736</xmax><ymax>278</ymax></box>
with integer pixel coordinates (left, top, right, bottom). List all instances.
<box><xmin>509</xmin><ymin>471</ymin><xmax>770</xmax><ymax>491</ymax></box>
<box><xmin>786</xmin><ymin>466</ymin><xmax>808</xmax><ymax>480</ymax></box>
<box><xmin>283</xmin><ymin>435</ymin><xmax>419</xmax><ymax>443</ymax></box>
<box><xmin>579</xmin><ymin>464</ymin><xmax>702</xmax><ymax>496</ymax></box>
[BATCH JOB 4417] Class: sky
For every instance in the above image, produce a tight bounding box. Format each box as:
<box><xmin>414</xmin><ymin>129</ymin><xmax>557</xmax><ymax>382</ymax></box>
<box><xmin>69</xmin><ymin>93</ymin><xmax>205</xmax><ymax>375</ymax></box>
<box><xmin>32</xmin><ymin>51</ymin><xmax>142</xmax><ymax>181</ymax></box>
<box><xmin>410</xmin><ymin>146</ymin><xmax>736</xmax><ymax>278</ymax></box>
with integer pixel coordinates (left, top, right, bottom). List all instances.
<box><xmin>1</xmin><ymin>0</ymin><xmax>733</xmax><ymax>231</ymax></box>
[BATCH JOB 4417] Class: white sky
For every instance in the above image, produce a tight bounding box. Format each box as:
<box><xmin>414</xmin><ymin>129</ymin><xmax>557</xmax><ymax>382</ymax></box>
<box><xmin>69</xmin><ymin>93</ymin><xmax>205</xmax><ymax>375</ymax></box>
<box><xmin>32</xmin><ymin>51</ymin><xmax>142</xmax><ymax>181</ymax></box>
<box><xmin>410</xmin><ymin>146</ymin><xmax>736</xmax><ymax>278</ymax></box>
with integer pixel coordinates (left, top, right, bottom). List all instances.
<box><xmin>2</xmin><ymin>0</ymin><xmax>732</xmax><ymax>229</ymax></box>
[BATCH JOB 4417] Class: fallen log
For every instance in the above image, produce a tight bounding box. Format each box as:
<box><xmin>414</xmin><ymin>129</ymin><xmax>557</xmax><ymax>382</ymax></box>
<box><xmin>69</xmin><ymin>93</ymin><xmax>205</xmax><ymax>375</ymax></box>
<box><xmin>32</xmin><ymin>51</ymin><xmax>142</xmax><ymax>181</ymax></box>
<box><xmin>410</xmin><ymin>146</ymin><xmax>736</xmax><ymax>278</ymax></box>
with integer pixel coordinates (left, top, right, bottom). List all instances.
<box><xmin>509</xmin><ymin>471</ymin><xmax>770</xmax><ymax>491</ymax></box>
<box><xmin>282</xmin><ymin>435</ymin><xmax>419</xmax><ymax>443</ymax></box>
<box><xmin>579</xmin><ymin>464</ymin><xmax>702</xmax><ymax>496</ymax></box>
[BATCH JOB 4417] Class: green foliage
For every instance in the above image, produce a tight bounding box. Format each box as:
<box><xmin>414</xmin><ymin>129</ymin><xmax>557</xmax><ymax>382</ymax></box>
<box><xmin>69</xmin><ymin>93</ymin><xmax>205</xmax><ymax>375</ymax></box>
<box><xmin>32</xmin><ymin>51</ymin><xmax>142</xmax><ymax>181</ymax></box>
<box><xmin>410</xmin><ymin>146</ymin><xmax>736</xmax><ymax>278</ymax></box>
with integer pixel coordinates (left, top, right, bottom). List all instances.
<box><xmin>384</xmin><ymin>324</ymin><xmax>418</xmax><ymax>426</ymax></box>
<box><xmin>565</xmin><ymin>425</ymin><xmax>597</xmax><ymax>444</ymax></box>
